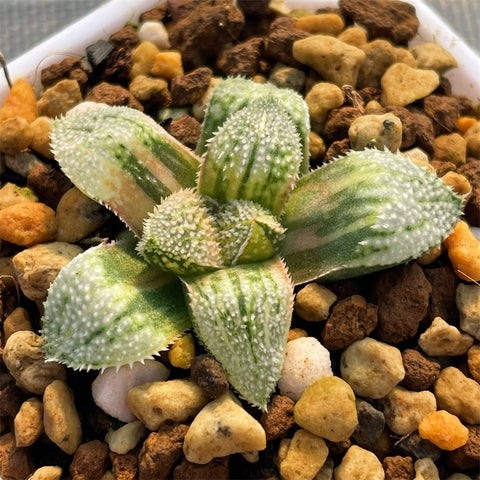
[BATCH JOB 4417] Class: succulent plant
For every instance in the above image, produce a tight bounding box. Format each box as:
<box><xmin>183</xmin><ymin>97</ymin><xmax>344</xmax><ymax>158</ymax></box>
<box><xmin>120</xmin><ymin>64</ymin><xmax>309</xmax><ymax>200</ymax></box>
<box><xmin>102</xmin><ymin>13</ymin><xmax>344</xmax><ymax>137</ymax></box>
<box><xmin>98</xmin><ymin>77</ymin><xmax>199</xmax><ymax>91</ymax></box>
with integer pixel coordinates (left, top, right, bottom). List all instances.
<box><xmin>43</xmin><ymin>77</ymin><xmax>462</xmax><ymax>408</ymax></box>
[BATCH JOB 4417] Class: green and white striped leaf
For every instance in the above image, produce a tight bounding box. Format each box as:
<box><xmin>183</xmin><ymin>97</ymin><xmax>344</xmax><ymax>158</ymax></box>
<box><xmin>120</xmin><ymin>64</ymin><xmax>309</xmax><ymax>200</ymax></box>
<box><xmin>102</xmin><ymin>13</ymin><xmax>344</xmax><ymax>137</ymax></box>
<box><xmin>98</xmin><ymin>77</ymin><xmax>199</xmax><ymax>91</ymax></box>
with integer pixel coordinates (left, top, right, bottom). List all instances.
<box><xmin>196</xmin><ymin>77</ymin><xmax>311</xmax><ymax>175</ymax></box>
<box><xmin>42</xmin><ymin>233</ymin><xmax>191</xmax><ymax>370</ymax></box>
<box><xmin>280</xmin><ymin>149</ymin><xmax>463</xmax><ymax>285</ymax></box>
<box><xmin>182</xmin><ymin>257</ymin><xmax>294</xmax><ymax>409</ymax></box>
<box><xmin>50</xmin><ymin>102</ymin><xmax>200</xmax><ymax>236</ymax></box>
<box><xmin>198</xmin><ymin>97</ymin><xmax>302</xmax><ymax>216</ymax></box>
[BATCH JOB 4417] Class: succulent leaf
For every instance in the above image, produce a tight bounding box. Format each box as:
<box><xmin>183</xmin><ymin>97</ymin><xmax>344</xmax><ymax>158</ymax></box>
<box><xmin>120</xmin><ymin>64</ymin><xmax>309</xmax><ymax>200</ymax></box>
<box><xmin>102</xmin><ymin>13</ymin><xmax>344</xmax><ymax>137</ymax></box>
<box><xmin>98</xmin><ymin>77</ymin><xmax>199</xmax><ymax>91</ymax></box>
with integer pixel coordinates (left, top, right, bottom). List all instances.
<box><xmin>182</xmin><ymin>257</ymin><xmax>294</xmax><ymax>409</ymax></box>
<box><xmin>197</xmin><ymin>77</ymin><xmax>311</xmax><ymax>175</ymax></box>
<box><xmin>137</xmin><ymin>189</ymin><xmax>223</xmax><ymax>275</ymax></box>
<box><xmin>42</xmin><ymin>233</ymin><xmax>191</xmax><ymax>370</ymax></box>
<box><xmin>50</xmin><ymin>102</ymin><xmax>200</xmax><ymax>236</ymax></box>
<box><xmin>279</xmin><ymin>149</ymin><xmax>463</xmax><ymax>285</ymax></box>
<box><xmin>198</xmin><ymin>97</ymin><xmax>302</xmax><ymax>216</ymax></box>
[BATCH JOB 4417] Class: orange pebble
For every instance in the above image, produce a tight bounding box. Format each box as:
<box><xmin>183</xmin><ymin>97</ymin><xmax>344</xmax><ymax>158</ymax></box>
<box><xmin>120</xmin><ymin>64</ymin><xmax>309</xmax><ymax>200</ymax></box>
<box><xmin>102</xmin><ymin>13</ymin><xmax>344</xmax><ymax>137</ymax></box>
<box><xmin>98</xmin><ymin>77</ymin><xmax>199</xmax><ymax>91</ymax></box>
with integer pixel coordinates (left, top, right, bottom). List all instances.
<box><xmin>457</xmin><ymin>116</ymin><xmax>477</xmax><ymax>135</ymax></box>
<box><xmin>0</xmin><ymin>78</ymin><xmax>38</xmax><ymax>123</ymax></box>
<box><xmin>443</xmin><ymin>221</ymin><xmax>480</xmax><ymax>282</ymax></box>
<box><xmin>287</xmin><ymin>328</ymin><xmax>308</xmax><ymax>342</ymax></box>
<box><xmin>418</xmin><ymin>410</ymin><xmax>469</xmax><ymax>450</ymax></box>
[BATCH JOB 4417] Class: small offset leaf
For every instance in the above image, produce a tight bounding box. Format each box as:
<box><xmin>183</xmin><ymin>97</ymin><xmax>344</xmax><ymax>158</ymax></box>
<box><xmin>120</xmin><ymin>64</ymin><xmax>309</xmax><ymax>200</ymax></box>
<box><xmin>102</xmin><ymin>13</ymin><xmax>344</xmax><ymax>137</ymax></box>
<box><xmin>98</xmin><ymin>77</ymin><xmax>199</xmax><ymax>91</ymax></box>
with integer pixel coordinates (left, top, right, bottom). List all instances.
<box><xmin>137</xmin><ymin>189</ymin><xmax>223</xmax><ymax>275</ymax></box>
<box><xmin>198</xmin><ymin>97</ymin><xmax>302</xmax><ymax>216</ymax></box>
<box><xmin>42</xmin><ymin>233</ymin><xmax>191</xmax><ymax>370</ymax></box>
<box><xmin>50</xmin><ymin>103</ymin><xmax>200</xmax><ymax>236</ymax></box>
<box><xmin>182</xmin><ymin>257</ymin><xmax>294</xmax><ymax>409</ymax></box>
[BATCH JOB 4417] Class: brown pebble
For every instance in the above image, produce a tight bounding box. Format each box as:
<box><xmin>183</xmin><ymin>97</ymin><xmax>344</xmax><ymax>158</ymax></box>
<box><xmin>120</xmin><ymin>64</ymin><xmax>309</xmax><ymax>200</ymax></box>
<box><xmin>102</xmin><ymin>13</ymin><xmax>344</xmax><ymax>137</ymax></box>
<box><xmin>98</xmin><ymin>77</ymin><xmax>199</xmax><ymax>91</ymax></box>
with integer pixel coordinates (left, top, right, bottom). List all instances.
<box><xmin>86</xmin><ymin>82</ymin><xmax>144</xmax><ymax>111</ymax></box>
<box><xmin>110</xmin><ymin>450</ymin><xmax>138</xmax><ymax>480</ymax></box>
<box><xmin>400</xmin><ymin>349</ymin><xmax>441</xmax><ymax>391</ymax></box>
<box><xmin>324</xmin><ymin>138</ymin><xmax>352</xmax><ymax>162</ymax></box>
<box><xmin>170</xmin><ymin>67</ymin><xmax>213</xmax><ymax>107</ymax></box>
<box><xmin>165</xmin><ymin>114</ymin><xmax>201</xmax><ymax>151</ymax></box>
<box><xmin>458</xmin><ymin>158</ymin><xmax>480</xmax><ymax>227</ymax></box>
<box><xmin>423</xmin><ymin>265</ymin><xmax>458</xmax><ymax>324</ymax></box>
<box><xmin>0</xmin><ymin>432</ymin><xmax>34</xmax><ymax>480</ymax></box>
<box><xmin>423</xmin><ymin>94</ymin><xmax>461</xmax><ymax>136</ymax></box>
<box><xmin>173</xmin><ymin>456</ymin><xmax>229</xmax><ymax>480</ymax></box>
<box><xmin>446</xmin><ymin>425</ymin><xmax>480</xmax><ymax>471</ymax></box>
<box><xmin>260</xmin><ymin>394</ymin><xmax>295</xmax><ymax>441</ymax></box>
<box><xmin>382</xmin><ymin>455</ymin><xmax>415</xmax><ymax>480</ymax></box>
<box><xmin>190</xmin><ymin>354</ymin><xmax>228</xmax><ymax>399</ymax></box>
<box><xmin>217</xmin><ymin>37</ymin><xmax>264</xmax><ymax>77</ymax></box>
<box><xmin>69</xmin><ymin>440</ymin><xmax>110</xmax><ymax>480</ymax></box>
<box><xmin>101</xmin><ymin>47</ymin><xmax>133</xmax><ymax>86</ymax></box>
<box><xmin>323</xmin><ymin>107</ymin><xmax>363</xmax><ymax>143</ymax></box>
<box><xmin>109</xmin><ymin>25</ymin><xmax>139</xmax><ymax>48</ymax></box>
<box><xmin>0</xmin><ymin>383</ymin><xmax>23</xmax><ymax>417</ymax></box>
<box><xmin>41</xmin><ymin>57</ymin><xmax>82</xmax><ymax>88</ymax></box>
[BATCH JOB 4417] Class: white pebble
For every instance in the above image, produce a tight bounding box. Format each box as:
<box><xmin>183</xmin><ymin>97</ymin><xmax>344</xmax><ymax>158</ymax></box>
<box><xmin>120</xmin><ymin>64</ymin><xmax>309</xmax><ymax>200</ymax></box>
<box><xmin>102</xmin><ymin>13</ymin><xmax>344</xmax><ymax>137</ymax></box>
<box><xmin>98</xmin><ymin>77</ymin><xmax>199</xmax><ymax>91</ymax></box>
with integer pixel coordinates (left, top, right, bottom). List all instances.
<box><xmin>278</xmin><ymin>337</ymin><xmax>333</xmax><ymax>401</ymax></box>
<box><xmin>105</xmin><ymin>420</ymin><xmax>147</xmax><ymax>454</ymax></box>
<box><xmin>92</xmin><ymin>359</ymin><xmax>170</xmax><ymax>422</ymax></box>
<box><xmin>138</xmin><ymin>21</ymin><xmax>171</xmax><ymax>49</ymax></box>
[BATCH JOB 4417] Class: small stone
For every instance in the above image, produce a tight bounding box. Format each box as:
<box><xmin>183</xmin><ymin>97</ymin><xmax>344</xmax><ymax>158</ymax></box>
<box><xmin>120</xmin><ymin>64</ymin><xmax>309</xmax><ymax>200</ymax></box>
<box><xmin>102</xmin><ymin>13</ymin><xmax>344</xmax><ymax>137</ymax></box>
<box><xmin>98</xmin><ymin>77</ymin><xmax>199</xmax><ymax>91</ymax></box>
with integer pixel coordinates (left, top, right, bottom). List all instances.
<box><xmin>340</xmin><ymin>337</ymin><xmax>405</xmax><ymax>399</ymax></box>
<box><xmin>260</xmin><ymin>394</ymin><xmax>295</xmax><ymax>441</ymax></box>
<box><xmin>456</xmin><ymin>283</ymin><xmax>480</xmax><ymax>340</ymax></box>
<box><xmin>109</xmin><ymin>451</ymin><xmax>138</xmax><ymax>480</ymax></box>
<box><xmin>464</xmin><ymin>121</ymin><xmax>480</xmax><ymax>158</ymax></box>
<box><xmin>43</xmin><ymin>380</ymin><xmax>82</xmax><ymax>455</ymax></box>
<box><xmin>378</xmin><ymin>386</ymin><xmax>437</xmax><ymax>436</ymax></box>
<box><xmin>12</xmin><ymin>241</ymin><xmax>82</xmax><ymax>302</ymax></box>
<box><xmin>323</xmin><ymin>106</ymin><xmax>363</xmax><ymax>143</ymax></box>
<box><xmin>268</xmin><ymin>64</ymin><xmax>306</xmax><ymax>92</ymax></box>
<box><xmin>0</xmin><ymin>383</ymin><xmax>23</xmax><ymax>417</ymax></box>
<box><xmin>4</xmin><ymin>150</ymin><xmax>44</xmax><ymax>177</ymax></box>
<box><xmin>468</xmin><ymin>344</ymin><xmax>480</xmax><ymax>383</ymax></box>
<box><xmin>3</xmin><ymin>331</ymin><xmax>67</xmax><ymax>394</ymax></box>
<box><xmin>105</xmin><ymin>421</ymin><xmax>147</xmax><ymax>455</ymax></box>
<box><xmin>130</xmin><ymin>41</ymin><xmax>160</xmax><ymax>79</ymax></box>
<box><xmin>128</xmin><ymin>378</ymin><xmax>209</xmax><ymax>431</ymax></box>
<box><xmin>294</xmin><ymin>376</ymin><xmax>358</xmax><ymax>442</ymax></box>
<box><xmin>217</xmin><ymin>37</ymin><xmax>264</xmax><ymax>77</ymax></box>
<box><xmin>418</xmin><ymin>316</ymin><xmax>474</xmax><ymax>356</ymax></box>
<box><xmin>434</xmin><ymin>367</ymin><xmax>480</xmax><ymax>425</ymax></box>
<box><xmin>295</xmin><ymin>13</ymin><xmax>345</xmax><ymax>35</ymax></box>
<box><xmin>446</xmin><ymin>425</ymin><xmax>480</xmax><ymax>471</ymax></box>
<box><xmin>278</xmin><ymin>336</ymin><xmax>333</xmax><ymax>401</ymax></box>
<box><xmin>382</xmin><ymin>456</ymin><xmax>415</xmax><ymax>480</ymax></box>
<box><xmin>393</xmin><ymin>431</ymin><xmax>442</xmax><ymax>462</ymax></box>
<box><xmin>0</xmin><ymin>182</ymin><xmax>37</xmax><ymax>210</ymax></box>
<box><xmin>3</xmin><ymin>307</ymin><xmax>32</xmax><ymax>342</ymax></box>
<box><xmin>433</xmin><ymin>133</ymin><xmax>467</xmax><ymax>167</ymax></box>
<box><xmin>173</xmin><ymin>457</ymin><xmax>229</xmax><ymax>480</ymax></box>
<box><xmin>190</xmin><ymin>354</ymin><xmax>228</xmax><ymax>400</ymax></box>
<box><xmin>309</xmin><ymin>131</ymin><xmax>326</xmax><ymax>162</ymax></box>
<box><xmin>137</xmin><ymin>21</ymin><xmax>170</xmax><ymax>49</ymax></box>
<box><xmin>305</xmin><ymin>82</ymin><xmax>345</xmax><ymax>134</ymax></box>
<box><xmin>138</xmin><ymin>422</ymin><xmax>188</xmax><ymax>480</ymax></box>
<box><xmin>352</xmin><ymin>399</ymin><xmax>385</xmax><ymax>447</ymax></box>
<box><xmin>86</xmin><ymin>82</ymin><xmax>143</xmax><ymax>110</ymax></box>
<box><xmin>357</xmin><ymin>39</ymin><xmax>397</xmax><ymax>89</ymax></box>
<box><xmin>423</xmin><ymin>265</ymin><xmax>458</xmax><ymax>325</ymax></box>
<box><xmin>0</xmin><ymin>432</ymin><xmax>34</xmax><ymax>480</ymax></box>
<box><xmin>14</xmin><ymin>397</ymin><xmax>44</xmax><ymax>447</ymax></box>
<box><xmin>293</xmin><ymin>35</ymin><xmax>366</xmax><ymax>88</ymax></box>
<box><xmin>458</xmin><ymin>158</ymin><xmax>480</xmax><ymax>227</ymax></box>
<box><xmin>334</xmin><ymin>445</ymin><xmax>384</xmax><ymax>480</ymax></box>
<box><xmin>69</xmin><ymin>440</ymin><xmax>110</xmax><ymax>480</ymax></box>
<box><xmin>400</xmin><ymin>349</ymin><xmax>441</xmax><ymax>392</ymax></box>
<box><xmin>29</xmin><ymin>466</ymin><xmax>63</xmax><ymax>480</ymax></box>
<box><xmin>29</xmin><ymin>116</ymin><xmax>54</xmax><ymax>159</ymax></box>
<box><xmin>423</xmin><ymin>95</ymin><xmax>460</xmax><ymax>136</ymax></box>
<box><xmin>41</xmin><ymin>56</ymin><xmax>82</xmax><ymax>88</ymax></box>
<box><xmin>294</xmin><ymin>282</ymin><xmax>337</xmax><ymax>322</ymax></box>
<box><xmin>349</xmin><ymin>112</ymin><xmax>402</xmax><ymax>152</ymax></box>
<box><xmin>381</xmin><ymin>63</ymin><xmax>439</xmax><ymax>107</ymax></box>
<box><xmin>183</xmin><ymin>390</ymin><xmax>266</xmax><ymax>464</ymax></box>
<box><xmin>170</xmin><ymin>67</ymin><xmax>212</xmax><ymax>107</ymax></box>
<box><xmin>418</xmin><ymin>410</ymin><xmax>469</xmax><ymax>451</ymax></box>
<box><xmin>0</xmin><ymin>201</ymin><xmax>56</xmax><ymax>247</ymax></box>
<box><xmin>27</xmin><ymin>163</ymin><xmax>72</xmax><ymax>210</ymax></box>
<box><xmin>37</xmin><ymin>79</ymin><xmax>82</xmax><ymax>118</ymax></box>
<box><xmin>165</xmin><ymin>114</ymin><xmax>201</xmax><ymax>150</ymax></box>
<box><xmin>410</xmin><ymin>42</ymin><xmax>458</xmax><ymax>75</ymax></box>
<box><xmin>321</xmin><ymin>295</ymin><xmax>378</xmax><ymax>350</ymax></box>
<box><xmin>109</xmin><ymin>25</ymin><xmax>139</xmax><ymax>49</ymax></box>
<box><xmin>279</xmin><ymin>429</ymin><xmax>328</xmax><ymax>480</ymax></box>
<box><xmin>128</xmin><ymin>75</ymin><xmax>170</xmax><ymax>107</ymax></box>
<box><xmin>92</xmin><ymin>360</ymin><xmax>169</xmax><ymax>423</ymax></box>
<box><xmin>413</xmin><ymin>458</ymin><xmax>439</xmax><ymax>480</ymax></box>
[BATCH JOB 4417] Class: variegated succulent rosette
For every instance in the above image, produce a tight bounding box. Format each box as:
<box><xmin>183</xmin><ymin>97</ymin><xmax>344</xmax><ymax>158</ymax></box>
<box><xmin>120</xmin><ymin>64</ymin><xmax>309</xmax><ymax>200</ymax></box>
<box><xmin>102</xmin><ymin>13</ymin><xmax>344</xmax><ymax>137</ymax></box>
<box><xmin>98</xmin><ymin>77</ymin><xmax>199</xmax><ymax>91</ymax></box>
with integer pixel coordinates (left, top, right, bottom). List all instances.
<box><xmin>42</xmin><ymin>77</ymin><xmax>462</xmax><ymax>409</ymax></box>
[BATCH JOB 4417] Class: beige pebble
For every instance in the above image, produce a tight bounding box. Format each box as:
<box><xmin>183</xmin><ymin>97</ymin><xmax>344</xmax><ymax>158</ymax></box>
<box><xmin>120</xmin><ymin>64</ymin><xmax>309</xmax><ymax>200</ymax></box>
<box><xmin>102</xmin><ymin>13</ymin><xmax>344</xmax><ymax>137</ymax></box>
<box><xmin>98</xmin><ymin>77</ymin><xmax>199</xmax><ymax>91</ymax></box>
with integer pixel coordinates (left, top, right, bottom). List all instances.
<box><xmin>14</xmin><ymin>397</ymin><xmax>44</xmax><ymax>447</ymax></box>
<box><xmin>294</xmin><ymin>282</ymin><xmax>337</xmax><ymax>322</ymax></box>
<box><xmin>337</xmin><ymin>26</ymin><xmax>367</xmax><ymax>47</ymax></box>
<box><xmin>0</xmin><ymin>201</ymin><xmax>56</xmax><ymax>247</ymax></box>
<box><xmin>305</xmin><ymin>82</ymin><xmax>344</xmax><ymax>133</ymax></box>
<box><xmin>358</xmin><ymin>39</ymin><xmax>396</xmax><ymax>89</ymax></box>
<box><xmin>442</xmin><ymin>171</ymin><xmax>471</xmax><ymax>197</ymax></box>
<box><xmin>365</xmin><ymin>99</ymin><xmax>383</xmax><ymax>110</ymax></box>
<box><xmin>12</xmin><ymin>241</ymin><xmax>83</xmax><ymax>302</ymax></box>
<box><xmin>434</xmin><ymin>366</ymin><xmax>480</xmax><ymax>424</ymax></box>
<box><xmin>456</xmin><ymin>283</ymin><xmax>480</xmax><ymax>340</ymax></box>
<box><xmin>105</xmin><ymin>420</ymin><xmax>147</xmax><ymax>454</ymax></box>
<box><xmin>433</xmin><ymin>133</ymin><xmax>467</xmax><ymax>167</ymax></box>
<box><xmin>410</xmin><ymin>42</ymin><xmax>458</xmax><ymax>74</ymax></box>
<box><xmin>151</xmin><ymin>51</ymin><xmax>184</xmax><ymax>80</ymax></box>
<box><xmin>334</xmin><ymin>445</ymin><xmax>384</xmax><ymax>480</ymax></box>
<box><xmin>413</xmin><ymin>458</ymin><xmax>439</xmax><ymax>480</ymax></box>
<box><xmin>393</xmin><ymin>47</ymin><xmax>417</xmax><ymax>67</ymax></box>
<box><xmin>183</xmin><ymin>390</ymin><xmax>266</xmax><ymax>464</ymax></box>
<box><xmin>294</xmin><ymin>376</ymin><xmax>358</xmax><ymax>442</ymax></box>
<box><xmin>464</xmin><ymin>121</ymin><xmax>480</xmax><ymax>158</ymax></box>
<box><xmin>378</xmin><ymin>386</ymin><xmax>437</xmax><ymax>435</ymax></box>
<box><xmin>445</xmin><ymin>474</ymin><xmax>474</xmax><ymax>480</ymax></box>
<box><xmin>293</xmin><ymin>35</ymin><xmax>366</xmax><ymax>88</ymax></box>
<box><xmin>279</xmin><ymin>429</ymin><xmax>328</xmax><ymax>480</ymax></box>
<box><xmin>29</xmin><ymin>116</ymin><xmax>53</xmax><ymax>159</ymax></box>
<box><xmin>277</xmin><ymin>437</ymin><xmax>291</xmax><ymax>466</ymax></box>
<box><xmin>402</xmin><ymin>147</ymin><xmax>430</xmax><ymax>164</ymax></box>
<box><xmin>0</xmin><ymin>182</ymin><xmax>38</xmax><ymax>210</ymax></box>
<box><xmin>3</xmin><ymin>330</ymin><xmax>66</xmax><ymax>394</ymax></box>
<box><xmin>128</xmin><ymin>378</ymin><xmax>209</xmax><ymax>430</ymax></box>
<box><xmin>56</xmin><ymin>187</ymin><xmax>109</xmax><ymax>243</ymax></box>
<box><xmin>340</xmin><ymin>337</ymin><xmax>405</xmax><ymax>399</ymax></box>
<box><xmin>37</xmin><ymin>79</ymin><xmax>82</xmax><ymax>118</ymax></box>
<box><xmin>28</xmin><ymin>466</ymin><xmax>63</xmax><ymax>480</ymax></box>
<box><xmin>309</xmin><ymin>131</ymin><xmax>326</xmax><ymax>162</ymax></box>
<box><xmin>381</xmin><ymin>63</ymin><xmax>439</xmax><ymax>107</ymax></box>
<box><xmin>43</xmin><ymin>380</ymin><xmax>82</xmax><ymax>455</ymax></box>
<box><xmin>0</xmin><ymin>116</ymin><xmax>33</xmax><ymax>154</ymax></box>
<box><xmin>130</xmin><ymin>41</ymin><xmax>160</xmax><ymax>79</ymax></box>
<box><xmin>3</xmin><ymin>307</ymin><xmax>32</xmax><ymax>343</ymax></box>
<box><xmin>348</xmin><ymin>112</ymin><xmax>402</xmax><ymax>152</ymax></box>
<box><xmin>468</xmin><ymin>344</ymin><xmax>480</xmax><ymax>383</ymax></box>
<box><xmin>129</xmin><ymin>75</ymin><xmax>170</xmax><ymax>106</ymax></box>
<box><xmin>295</xmin><ymin>13</ymin><xmax>345</xmax><ymax>35</ymax></box>
<box><xmin>418</xmin><ymin>316</ymin><xmax>474</xmax><ymax>356</ymax></box>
